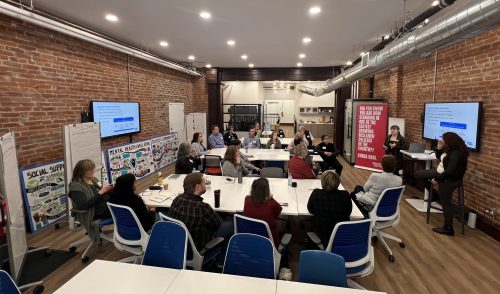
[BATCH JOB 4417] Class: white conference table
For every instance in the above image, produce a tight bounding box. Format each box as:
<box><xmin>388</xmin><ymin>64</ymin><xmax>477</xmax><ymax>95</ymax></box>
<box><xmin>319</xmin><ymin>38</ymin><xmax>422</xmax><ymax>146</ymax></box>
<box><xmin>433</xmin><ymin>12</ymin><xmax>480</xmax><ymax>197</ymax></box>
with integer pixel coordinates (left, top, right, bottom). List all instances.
<box><xmin>400</xmin><ymin>150</ymin><xmax>441</xmax><ymax>213</ymax></box>
<box><xmin>205</xmin><ymin>147</ymin><xmax>323</xmax><ymax>162</ymax></box>
<box><xmin>142</xmin><ymin>174</ymin><xmax>364</xmax><ymax>219</ymax></box>
<box><xmin>55</xmin><ymin>260</ymin><xmax>385</xmax><ymax>294</ymax></box>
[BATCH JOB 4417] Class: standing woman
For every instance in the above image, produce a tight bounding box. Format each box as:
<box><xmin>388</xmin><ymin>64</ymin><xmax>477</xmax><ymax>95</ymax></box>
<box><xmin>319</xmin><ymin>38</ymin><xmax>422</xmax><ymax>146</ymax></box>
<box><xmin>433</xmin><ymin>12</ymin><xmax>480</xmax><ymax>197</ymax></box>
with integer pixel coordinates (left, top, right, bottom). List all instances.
<box><xmin>68</xmin><ymin>159</ymin><xmax>113</xmax><ymax>243</ymax></box>
<box><xmin>431</xmin><ymin>132</ymin><xmax>469</xmax><ymax>236</ymax></box>
<box><xmin>265</xmin><ymin>131</ymin><xmax>282</xmax><ymax>149</ymax></box>
<box><xmin>383</xmin><ymin>125</ymin><xmax>406</xmax><ymax>175</ymax></box>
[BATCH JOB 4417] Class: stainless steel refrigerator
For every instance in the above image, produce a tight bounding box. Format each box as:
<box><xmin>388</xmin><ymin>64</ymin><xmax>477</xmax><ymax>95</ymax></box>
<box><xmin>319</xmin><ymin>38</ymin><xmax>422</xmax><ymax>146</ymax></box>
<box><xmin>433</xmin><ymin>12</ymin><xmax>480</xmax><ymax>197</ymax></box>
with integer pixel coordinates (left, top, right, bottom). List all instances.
<box><xmin>343</xmin><ymin>99</ymin><xmax>385</xmax><ymax>164</ymax></box>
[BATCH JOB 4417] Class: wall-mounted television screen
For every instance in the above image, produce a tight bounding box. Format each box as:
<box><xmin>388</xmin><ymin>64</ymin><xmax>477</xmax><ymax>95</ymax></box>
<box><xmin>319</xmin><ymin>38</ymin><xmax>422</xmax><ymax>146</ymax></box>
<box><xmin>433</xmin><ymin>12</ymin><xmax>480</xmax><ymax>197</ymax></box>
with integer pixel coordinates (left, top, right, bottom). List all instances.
<box><xmin>423</xmin><ymin>102</ymin><xmax>482</xmax><ymax>151</ymax></box>
<box><xmin>90</xmin><ymin>101</ymin><xmax>141</xmax><ymax>139</ymax></box>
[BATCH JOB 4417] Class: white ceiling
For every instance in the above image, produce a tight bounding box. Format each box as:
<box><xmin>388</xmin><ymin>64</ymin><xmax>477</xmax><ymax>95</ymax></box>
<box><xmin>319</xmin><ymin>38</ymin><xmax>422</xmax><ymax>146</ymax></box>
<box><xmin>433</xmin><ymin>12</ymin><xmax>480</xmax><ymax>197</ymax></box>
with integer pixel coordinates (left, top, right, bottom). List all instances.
<box><xmin>33</xmin><ymin>0</ymin><xmax>459</xmax><ymax>68</ymax></box>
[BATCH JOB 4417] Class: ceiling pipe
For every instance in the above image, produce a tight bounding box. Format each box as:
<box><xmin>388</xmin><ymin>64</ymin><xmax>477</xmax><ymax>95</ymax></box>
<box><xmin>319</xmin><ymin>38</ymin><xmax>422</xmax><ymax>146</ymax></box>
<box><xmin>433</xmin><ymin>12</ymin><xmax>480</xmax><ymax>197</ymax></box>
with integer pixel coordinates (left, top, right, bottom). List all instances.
<box><xmin>0</xmin><ymin>1</ymin><xmax>201</xmax><ymax>77</ymax></box>
<box><xmin>298</xmin><ymin>0</ymin><xmax>500</xmax><ymax>97</ymax></box>
<box><xmin>350</xmin><ymin>0</ymin><xmax>456</xmax><ymax>68</ymax></box>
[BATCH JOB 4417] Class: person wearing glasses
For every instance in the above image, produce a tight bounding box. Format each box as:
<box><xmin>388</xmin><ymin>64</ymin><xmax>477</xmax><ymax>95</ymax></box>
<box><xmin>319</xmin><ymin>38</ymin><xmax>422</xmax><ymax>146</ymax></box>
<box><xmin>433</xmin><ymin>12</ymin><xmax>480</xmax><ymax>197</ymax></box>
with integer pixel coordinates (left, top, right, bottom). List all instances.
<box><xmin>315</xmin><ymin>135</ymin><xmax>343</xmax><ymax>176</ymax></box>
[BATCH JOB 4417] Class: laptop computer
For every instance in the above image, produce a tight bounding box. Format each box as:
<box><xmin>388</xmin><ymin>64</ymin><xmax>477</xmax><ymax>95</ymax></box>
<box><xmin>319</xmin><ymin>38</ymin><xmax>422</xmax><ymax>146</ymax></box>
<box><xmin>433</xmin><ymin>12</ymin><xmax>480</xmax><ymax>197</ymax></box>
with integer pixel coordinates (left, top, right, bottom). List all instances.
<box><xmin>408</xmin><ymin>143</ymin><xmax>426</xmax><ymax>154</ymax></box>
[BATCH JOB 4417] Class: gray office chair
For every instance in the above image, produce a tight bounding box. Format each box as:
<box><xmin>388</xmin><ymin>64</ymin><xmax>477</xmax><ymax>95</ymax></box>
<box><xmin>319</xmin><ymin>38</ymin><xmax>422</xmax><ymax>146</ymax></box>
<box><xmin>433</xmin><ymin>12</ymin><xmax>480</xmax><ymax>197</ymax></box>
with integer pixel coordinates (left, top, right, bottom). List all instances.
<box><xmin>260</xmin><ymin>167</ymin><xmax>284</xmax><ymax>178</ymax></box>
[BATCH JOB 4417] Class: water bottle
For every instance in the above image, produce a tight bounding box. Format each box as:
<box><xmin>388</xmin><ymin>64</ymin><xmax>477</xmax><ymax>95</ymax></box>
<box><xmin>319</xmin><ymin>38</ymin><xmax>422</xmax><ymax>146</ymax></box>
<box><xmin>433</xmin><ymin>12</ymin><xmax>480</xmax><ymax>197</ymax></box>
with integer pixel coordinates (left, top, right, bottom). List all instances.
<box><xmin>157</xmin><ymin>172</ymin><xmax>164</xmax><ymax>186</ymax></box>
<box><xmin>237</xmin><ymin>165</ymin><xmax>243</xmax><ymax>184</ymax></box>
<box><xmin>288</xmin><ymin>172</ymin><xmax>292</xmax><ymax>186</ymax></box>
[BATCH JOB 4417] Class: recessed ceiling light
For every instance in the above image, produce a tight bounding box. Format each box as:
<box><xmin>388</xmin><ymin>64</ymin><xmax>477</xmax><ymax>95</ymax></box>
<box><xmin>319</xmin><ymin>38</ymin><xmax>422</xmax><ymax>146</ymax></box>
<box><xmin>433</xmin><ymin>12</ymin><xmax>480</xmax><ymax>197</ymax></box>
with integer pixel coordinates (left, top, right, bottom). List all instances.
<box><xmin>227</xmin><ymin>40</ymin><xmax>235</xmax><ymax>46</ymax></box>
<box><xmin>297</xmin><ymin>62</ymin><xmax>303</xmax><ymax>67</ymax></box>
<box><xmin>105</xmin><ymin>14</ymin><xmax>118</xmax><ymax>22</ymax></box>
<box><xmin>424</xmin><ymin>18</ymin><xmax>430</xmax><ymax>24</ymax></box>
<box><xmin>205</xmin><ymin>64</ymin><xmax>212</xmax><ymax>68</ymax></box>
<box><xmin>309</xmin><ymin>6</ymin><xmax>321</xmax><ymax>15</ymax></box>
<box><xmin>299</xmin><ymin>53</ymin><xmax>306</xmax><ymax>59</ymax></box>
<box><xmin>188</xmin><ymin>55</ymin><xmax>195</xmax><ymax>60</ymax></box>
<box><xmin>248</xmin><ymin>63</ymin><xmax>254</xmax><ymax>68</ymax></box>
<box><xmin>346</xmin><ymin>61</ymin><xmax>352</xmax><ymax>66</ymax></box>
<box><xmin>200</xmin><ymin>11</ymin><xmax>211</xmax><ymax>19</ymax></box>
<box><xmin>302</xmin><ymin>37</ymin><xmax>311</xmax><ymax>44</ymax></box>
<box><xmin>360</xmin><ymin>51</ymin><xmax>366</xmax><ymax>56</ymax></box>
<box><xmin>432</xmin><ymin>1</ymin><xmax>439</xmax><ymax>6</ymax></box>
<box><xmin>241</xmin><ymin>54</ymin><xmax>248</xmax><ymax>60</ymax></box>
<box><xmin>384</xmin><ymin>34</ymin><xmax>391</xmax><ymax>40</ymax></box>
<box><xmin>159</xmin><ymin>41</ymin><xmax>169</xmax><ymax>47</ymax></box>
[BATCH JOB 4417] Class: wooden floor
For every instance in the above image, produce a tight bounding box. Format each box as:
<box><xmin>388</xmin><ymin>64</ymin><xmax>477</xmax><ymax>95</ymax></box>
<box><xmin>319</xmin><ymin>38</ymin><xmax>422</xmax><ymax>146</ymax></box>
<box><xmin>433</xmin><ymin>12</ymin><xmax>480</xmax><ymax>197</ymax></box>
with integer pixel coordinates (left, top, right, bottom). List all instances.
<box><xmin>27</xmin><ymin>158</ymin><xmax>500</xmax><ymax>294</ymax></box>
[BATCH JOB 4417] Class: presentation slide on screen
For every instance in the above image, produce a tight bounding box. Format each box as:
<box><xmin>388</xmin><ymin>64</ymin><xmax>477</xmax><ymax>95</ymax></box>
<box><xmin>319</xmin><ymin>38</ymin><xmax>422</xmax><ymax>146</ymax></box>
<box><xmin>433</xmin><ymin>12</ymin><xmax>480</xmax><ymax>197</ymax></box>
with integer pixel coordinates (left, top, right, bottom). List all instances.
<box><xmin>93</xmin><ymin>103</ymin><xmax>140</xmax><ymax>137</ymax></box>
<box><xmin>423</xmin><ymin>103</ymin><xmax>479</xmax><ymax>149</ymax></box>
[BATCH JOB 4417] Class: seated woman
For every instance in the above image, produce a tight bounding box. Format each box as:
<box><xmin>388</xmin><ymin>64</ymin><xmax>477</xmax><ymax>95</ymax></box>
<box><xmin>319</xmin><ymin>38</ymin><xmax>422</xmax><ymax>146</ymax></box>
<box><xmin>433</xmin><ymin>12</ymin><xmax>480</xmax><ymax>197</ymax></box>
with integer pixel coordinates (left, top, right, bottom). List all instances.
<box><xmin>350</xmin><ymin>155</ymin><xmax>402</xmax><ymax>217</ymax></box>
<box><xmin>68</xmin><ymin>159</ymin><xmax>113</xmax><ymax>243</ymax></box>
<box><xmin>109</xmin><ymin>173</ymin><xmax>156</xmax><ymax>231</ymax></box>
<box><xmin>287</xmin><ymin>132</ymin><xmax>306</xmax><ymax>153</ymax></box>
<box><xmin>307</xmin><ymin>171</ymin><xmax>352</xmax><ymax>246</ymax></box>
<box><xmin>175</xmin><ymin>142</ymin><xmax>199</xmax><ymax>174</ymax></box>
<box><xmin>243</xmin><ymin>178</ymin><xmax>282</xmax><ymax>247</ymax></box>
<box><xmin>222</xmin><ymin>145</ymin><xmax>249</xmax><ymax>177</ymax></box>
<box><xmin>383</xmin><ymin>125</ymin><xmax>406</xmax><ymax>175</ymax></box>
<box><xmin>191</xmin><ymin>132</ymin><xmax>208</xmax><ymax>156</ymax></box>
<box><xmin>265</xmin><ymin>131</ymin><xmax>282</xmax><ymax>149</ymax></box>
<box><xmin>288</xmin><ymin>143</ymin><xmax>316</xmax><ymax>179</ymax></box>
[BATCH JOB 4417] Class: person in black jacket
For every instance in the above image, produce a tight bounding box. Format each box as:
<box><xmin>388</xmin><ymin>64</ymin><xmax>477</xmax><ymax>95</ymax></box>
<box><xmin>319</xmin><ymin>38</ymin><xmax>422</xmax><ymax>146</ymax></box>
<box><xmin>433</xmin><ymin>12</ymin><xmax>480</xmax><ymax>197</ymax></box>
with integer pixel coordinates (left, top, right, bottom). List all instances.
<box><xmin>175</xmin><ymin>142</ymin><xmax>198</xmax><ymax>174</ymax></box>
<box><xmin>307</xmin><ymin>171</ymin><xmax>352</xmax><ymax>246</ymax></box>
<box><xmin>223</xmin><ymin>126</ymin><xmax>238</xmax><ymax>146</ymax></box>
<box><xmin>273</xmin><ymin>123</ymin><xmax>286</xmax><ymax>138</ymax></box>
<box><xmin>429</xmin><ymin>132</ymin><xmax>468</xmax><ymax>236</ymax></box>
<box><xmin>316</xmin><ymin>135</ymin><xmax>343</xmax><ymax>176</ymax></box>
<box><xmin>109</xmin><ymin>173</ymin><xmax>155</xmax><ymax>231</ymax></box>
<box><xmin>383</xmin><ymin>125</ymin><xmax>406</xmax><ymax>175</ymax></box>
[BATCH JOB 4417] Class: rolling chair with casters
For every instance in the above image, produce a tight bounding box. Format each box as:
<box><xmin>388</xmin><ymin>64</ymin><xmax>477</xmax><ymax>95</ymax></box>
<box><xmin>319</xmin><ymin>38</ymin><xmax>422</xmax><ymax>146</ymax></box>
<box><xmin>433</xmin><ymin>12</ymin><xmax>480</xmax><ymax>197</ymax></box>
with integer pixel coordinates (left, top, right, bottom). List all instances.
<box><xmin>204</xmin><ymin>155</ymin><xmax>223</xmax><ymax>176</ymax></box>
<box><xmin>260</xmin><ymin>167</ymin><xmax>284</xmax><ymax>178</ymax></box>
<box><xmin>369</xmin><ymin>186</ymin><xmax>406</xmax><ymax>262</ymax></box>
<box><xmin>142</xmin><ymin>221</ymin><xmax>187</xmax><ymax>269</ymax></box>
<box><xmin>307</xmin><ymin>219</ymin><xmax>374</xmax><ymax>289</ymax></box>
<box><xmin>223</xmin><ymin>233</ymin><xmax>277</xmax><ymax>279</ymax></box>
<box><xmin>67</xmin><ymin>206</ymin><xmax>113</xmax><ymax>263</ymax></box>
<box><xmin>427</xmin><ymin>180</ymin><xmax>465</xmax><ymax>234</ymax></box>
<box><xmin>107</xmin><ymin>203</ymin><xmax>150</xmax><ymax>263</ymax></box>
<box><xmin>298</xmin><ymin>250</ymin><xmax>348</xmax><ymax>288</ymax></box>
<box><xmin>0</xmin><ymin>270</ymin><xmax>44</xmax><ymax>294</ymax></box>
<box><xmin>159</xmin><ymin>213</ymin><xmax>225</xmax><ymax>270</ymax></box>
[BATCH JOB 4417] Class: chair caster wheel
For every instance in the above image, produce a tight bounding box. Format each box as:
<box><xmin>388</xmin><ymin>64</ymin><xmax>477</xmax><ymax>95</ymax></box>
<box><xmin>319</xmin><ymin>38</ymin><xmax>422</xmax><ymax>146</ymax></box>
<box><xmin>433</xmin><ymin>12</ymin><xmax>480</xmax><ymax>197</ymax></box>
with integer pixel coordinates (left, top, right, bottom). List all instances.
<box><xmin>33</xmin><ymin>285</ymin><xmax>44</xmax><ymax>294</ymax></box>
<box><xmin>81</xmin><ymin>256</ymin><xmax>90</xmax><ymax>263</ymax></box>
<box><xmin>399</xmin><ymin>242</ymin><xmax>406</xmax><ymax>248</ymax></box>
<box><xmin>45</xmin><ymin>249</ymin><xmax>52</xmax><ymax>257</ymax></box>
<box><xmin>389</xmin><ymin>255</ymin><xmax>395</xmax><ymax>262</ymax></box>
<box><xmin>69</xmin><ymin>246</ymin><xmax>76</xmax><ymax>253</ymax></box>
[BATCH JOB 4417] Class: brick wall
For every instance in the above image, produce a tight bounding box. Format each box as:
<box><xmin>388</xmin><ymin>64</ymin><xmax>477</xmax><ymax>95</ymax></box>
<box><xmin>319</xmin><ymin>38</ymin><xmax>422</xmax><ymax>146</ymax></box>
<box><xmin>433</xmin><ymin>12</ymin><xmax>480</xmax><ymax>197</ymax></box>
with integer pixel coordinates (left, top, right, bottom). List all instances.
<box><xmin>373</xmin><ymin>26</ymin><xmax>500</xmax><ymax>221</ymax></box>
<box><xmin>0</xmin><ymin>14</ymin><xmax>208</xmax><ymax>167</ymax></box>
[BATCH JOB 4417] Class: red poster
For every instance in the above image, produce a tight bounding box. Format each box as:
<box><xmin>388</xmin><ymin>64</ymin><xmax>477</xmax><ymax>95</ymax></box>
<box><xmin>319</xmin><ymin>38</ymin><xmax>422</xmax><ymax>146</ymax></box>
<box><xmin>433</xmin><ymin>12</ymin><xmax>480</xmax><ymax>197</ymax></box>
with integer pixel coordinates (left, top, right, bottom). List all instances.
<box><xmin>355</xmin><ymin>103</ymin><xmax>388</xmax><ymax>171</ymax></box>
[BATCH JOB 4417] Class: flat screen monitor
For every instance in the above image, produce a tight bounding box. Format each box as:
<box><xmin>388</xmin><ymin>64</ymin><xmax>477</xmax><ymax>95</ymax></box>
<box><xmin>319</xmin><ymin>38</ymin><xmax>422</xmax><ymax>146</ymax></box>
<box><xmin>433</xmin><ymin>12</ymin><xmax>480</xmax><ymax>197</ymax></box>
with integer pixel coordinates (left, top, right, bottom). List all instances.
<box><xmin>423</xmin><ymin>102</ymin><xmax>482</xmax><ymax>151</ymax></box>
<box><xmin>90</xmin><ymin>101</ymin><xmax>141</xmax><ymax>139</ymax></box>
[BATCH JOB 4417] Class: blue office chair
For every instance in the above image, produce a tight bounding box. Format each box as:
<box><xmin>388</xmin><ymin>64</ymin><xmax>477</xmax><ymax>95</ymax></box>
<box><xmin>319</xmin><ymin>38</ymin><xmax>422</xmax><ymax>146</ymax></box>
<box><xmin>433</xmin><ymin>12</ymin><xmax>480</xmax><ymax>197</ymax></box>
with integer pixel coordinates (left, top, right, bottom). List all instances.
<box><xmin>369</xmin><ymin>186</ymin><xmax>406</xmax><ymax>262</ymax></box>
<box><xmin>234</xmin><ymin>214</ymin><xmax>291</xmax><ymax>275</ymax></box>
<box><xmin>159</xmin><ymin>213</ymin><xmax>225</xmax><ymax>270</ymax></box>
<box><xmin>307</xmin><ymin>219</ymin><xmax>374</xmax><ymax>288</ymax></box>
<box><xmin>298</xmin><ymin>250</ymin><xmax>348</xmax><ymax>287</ymax></box>
<box><xmin>107</xmin><ymin>203</ymin><xmax>150</xmax><ymax>263</ymax></box>
<box><xmin>223</xmin><ymin>233</ymin><xmax>277</xmax><ymax>279</ymax></box>
<box><xmin>0</xmin><ymin>270</ymin><xmax>21</xmax><ymax>294</ymax></box>
<box><xmin>142</xmin><ymin>221</ymin><xmax>187</xmax><ymax>269</ymax></box>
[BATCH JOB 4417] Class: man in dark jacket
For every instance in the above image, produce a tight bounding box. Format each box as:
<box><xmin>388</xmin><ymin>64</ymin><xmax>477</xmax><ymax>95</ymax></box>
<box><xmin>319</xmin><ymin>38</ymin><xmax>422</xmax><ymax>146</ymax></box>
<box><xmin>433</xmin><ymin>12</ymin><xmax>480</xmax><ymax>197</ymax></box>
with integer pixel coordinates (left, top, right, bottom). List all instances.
<box><xmin>315</xmin><ymin>135</ymin><xmax>343</xmax><ymax>176</ymax></box>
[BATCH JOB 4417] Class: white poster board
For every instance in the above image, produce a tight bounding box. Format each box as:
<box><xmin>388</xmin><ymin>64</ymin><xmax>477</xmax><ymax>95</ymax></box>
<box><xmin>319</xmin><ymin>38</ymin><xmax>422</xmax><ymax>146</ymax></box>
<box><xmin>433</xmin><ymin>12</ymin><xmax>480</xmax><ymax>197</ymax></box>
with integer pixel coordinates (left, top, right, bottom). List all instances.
<box><xmin>264</xmin><ymin>100</ymin><xmax>294</xmax><ymax>124</ymax></box>
<box><xmin>169</xmin><ymin>103</ymin><xmax>185</xmax><ymax>142</ymax></box>
<box><xmin>186</xmin><ymin>112</ymin><xmax>207</xmax><ymax>142</ymax></box>
<box><xmin>151</xmin><ymin>134</ymin><xmax>179</xmax><ymax>170</ymax></box>
<box><xmin>20</xmin><ymin>161</ymin><xmax>66</xmax><ymax>233</ymax></box>
<box><xmin>0</xmin><ymin>132</ymin><xmax>27</xmax><ymax>280</ymax></box>
<box><xmin>63</xmin><ymin>122</ymin><xmax>102</xmax><ymax>229</ymax></box>
<box><xmin>107</xmin><ymin>140</ymin><xmax>154</xmax><ymax>183</ymax></box>
<box><xmin>388</xmin><ymin>117</ymin><xmax>405</xmax><ymax>136</ymax></box>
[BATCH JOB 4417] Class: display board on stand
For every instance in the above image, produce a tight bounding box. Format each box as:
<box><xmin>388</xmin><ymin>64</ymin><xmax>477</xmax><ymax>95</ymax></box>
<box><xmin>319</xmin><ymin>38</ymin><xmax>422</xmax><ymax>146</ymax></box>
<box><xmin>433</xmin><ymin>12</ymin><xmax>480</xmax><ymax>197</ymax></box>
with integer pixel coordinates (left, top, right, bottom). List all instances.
<box><xmin>20</xmin><ymin>161</ymin><xmax>66</xmax><ymax>233</ymax></box>
<box><xmin>354</xmin><ymin>103</ymin><xmax>389</xmax><ymax>172</ymax></box>
<box><xmin>151</xmin><ymin>133</ymin><xmax>178</xmax><ymax>170</ymax></box>
<box><xmin>107</xmin><ymin>140</ymin><xmax>154</xmax><ymax>183</ymax></box>
<box><xmin>0</xmin><ymin>132</ymin><xmax>27</xmax><ymax>280</ymax></box>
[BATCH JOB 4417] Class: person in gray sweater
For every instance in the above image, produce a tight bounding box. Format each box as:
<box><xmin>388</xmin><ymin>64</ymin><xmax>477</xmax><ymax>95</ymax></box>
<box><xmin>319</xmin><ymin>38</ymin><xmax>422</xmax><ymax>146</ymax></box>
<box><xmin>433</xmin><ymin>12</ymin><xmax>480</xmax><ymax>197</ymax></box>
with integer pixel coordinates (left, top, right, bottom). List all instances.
<box><xmin>222</xmin><ymin>145</ymin><xmax>249</xmax><ymax>177</ymax></box>
<box><xmin>350</xmin><ymin>155</ymin><xmax>402</xmax><ymax>217</ymax></box>
<box><xmin>191</xmin><ymin>132</ymin><xmax>208</xmax><ymax>156</ymax></box>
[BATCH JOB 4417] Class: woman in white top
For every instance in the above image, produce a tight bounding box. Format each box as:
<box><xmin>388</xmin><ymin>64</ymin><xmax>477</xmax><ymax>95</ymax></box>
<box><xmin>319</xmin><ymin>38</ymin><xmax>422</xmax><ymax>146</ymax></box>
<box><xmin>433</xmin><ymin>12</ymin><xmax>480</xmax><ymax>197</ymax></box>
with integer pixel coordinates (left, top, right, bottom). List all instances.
<box><xmin>191</xmin><ymin>132</ymin><xmax>208</xmax><ymax>156</ymax></box>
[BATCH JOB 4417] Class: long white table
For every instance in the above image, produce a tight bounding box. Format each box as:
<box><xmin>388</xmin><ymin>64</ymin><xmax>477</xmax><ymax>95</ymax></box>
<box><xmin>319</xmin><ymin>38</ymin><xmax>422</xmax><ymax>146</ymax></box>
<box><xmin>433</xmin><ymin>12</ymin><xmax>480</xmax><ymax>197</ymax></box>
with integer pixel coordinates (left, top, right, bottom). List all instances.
<box><xmin>205</xmin><ymin>147</ymin><xmax>323</xmax><ymax>162</ymax></box>
<box><xmin>55</xmin><ymin>260</ymin><xmax>385</xmax><ymax>294</ymax></box>
<box><xmin>400</xmin><ymin>150</ymin><xmax>442</xmax><ymax>213</ymax></box>
<box><xmin>141</xmin><ymin>174</ymin><xmax>364</xmax><ymax>219</ymax></box>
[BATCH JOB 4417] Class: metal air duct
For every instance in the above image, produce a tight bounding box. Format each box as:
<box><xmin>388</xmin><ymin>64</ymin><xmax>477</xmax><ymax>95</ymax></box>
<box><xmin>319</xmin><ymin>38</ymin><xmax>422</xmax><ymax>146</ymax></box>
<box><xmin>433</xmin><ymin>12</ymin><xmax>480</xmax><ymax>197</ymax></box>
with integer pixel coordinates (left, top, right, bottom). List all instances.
<box><xmin>298</xmin><ymin>0</ymin><xmax>500</xmax><ymax>97</ymax></box>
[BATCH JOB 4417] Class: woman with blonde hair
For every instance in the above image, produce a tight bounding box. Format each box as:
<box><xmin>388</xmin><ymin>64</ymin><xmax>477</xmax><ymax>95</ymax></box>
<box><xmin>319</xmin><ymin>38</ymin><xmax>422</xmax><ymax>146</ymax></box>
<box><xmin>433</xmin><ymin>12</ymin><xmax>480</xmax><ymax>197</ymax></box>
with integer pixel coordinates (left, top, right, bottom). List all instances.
<box><xmin>222</xmin><ymin>145</ymin><xmax>249</xmax><ymax>177</ymax></box>
<box><xmin>307</xmin><ymin>171</ymin><xmax>352</xmax><ymax>246</ymax></box>
<box><xmin>288</xmin><ymin>143</ymin><xmax>316</xmax><ymax>179</ymax></box>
